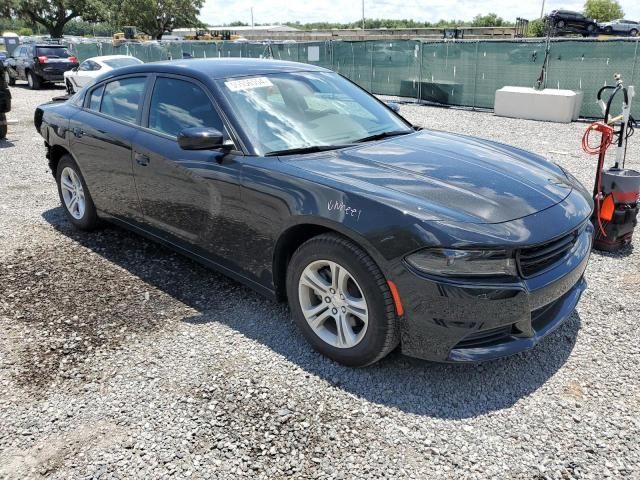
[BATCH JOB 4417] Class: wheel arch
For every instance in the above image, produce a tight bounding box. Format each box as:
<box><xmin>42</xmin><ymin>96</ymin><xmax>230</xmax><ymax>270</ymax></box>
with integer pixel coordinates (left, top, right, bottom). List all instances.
<box><xmin>48</xmin><ymin>144</ymin><xmax>76</xmax><ymax>178</ymax></box>
<box><xmin>272</xmin><ymin>218</ymin><xmax>389</xmax><ymax>302</ymax></box>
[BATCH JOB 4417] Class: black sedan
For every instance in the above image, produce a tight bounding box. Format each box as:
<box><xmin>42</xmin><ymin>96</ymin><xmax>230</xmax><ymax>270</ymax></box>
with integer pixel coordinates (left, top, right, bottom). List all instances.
<box><xmin>34</xmin><ymin>59</ymin><xmax>594</xmax><ymax>366</ymax></box>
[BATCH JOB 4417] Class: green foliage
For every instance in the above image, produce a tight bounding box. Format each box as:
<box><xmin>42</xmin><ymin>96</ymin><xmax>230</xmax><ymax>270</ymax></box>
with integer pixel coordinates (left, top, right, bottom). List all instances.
<box><xmin>583</xmin><ymin>0</ymin><xmax>624</xmax><ymax>22</ymax></box>
<box><xmin>471</xmin><ymin>13</ymin><xmax>510</xmax><ymax>27</ymax></box>
<box><xmin>6</xmin><ymin>0</ymin><xmax>105</xmax><ymax>37</ymax></box>
<box><xmin>64</xmin><ymin>19</ymin><xmax>115</xmax><ymax>37</ymax></box>
<box><xmin>107</xmin><ymin>0</ymin><xmax>204</xmax><ymax>39</ymax></box>
<box><xmin>17</xmin><ymin>26</ymin><xmax>33</xmax><ymax>36</ymax></box>
<box><xmin>528</xmin><ymin>18</ymin><xmax>546</xmax><ymax>37</ymax></box>
<box><xmin>283</xmin><ymin>16</ymin><xmax>512</xmax><ymax>31</ymax></box>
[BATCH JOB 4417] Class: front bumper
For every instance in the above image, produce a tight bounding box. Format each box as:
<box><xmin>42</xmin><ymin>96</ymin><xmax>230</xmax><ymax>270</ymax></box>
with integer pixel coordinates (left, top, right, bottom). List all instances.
<box><xmin>395</xmin><ymin>222</ymin><xmax>593</xmax><ymax>362</ymax></box>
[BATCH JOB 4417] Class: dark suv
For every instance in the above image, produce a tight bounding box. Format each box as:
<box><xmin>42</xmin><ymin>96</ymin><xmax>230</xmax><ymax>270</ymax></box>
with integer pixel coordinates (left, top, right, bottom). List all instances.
<box><xmin>547</xmin><ymin>10</ymin><xmax>598</xmax><ymax>36</ymax></box>
<box><xmin>7</xmin><ymin>43</ymin><xmax>78</xmax><ymax>89</ymax></box>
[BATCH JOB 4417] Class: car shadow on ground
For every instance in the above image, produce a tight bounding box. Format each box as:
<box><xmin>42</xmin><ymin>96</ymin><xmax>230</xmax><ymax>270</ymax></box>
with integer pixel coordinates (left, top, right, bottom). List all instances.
<box><xmin>41</xmin><ymin>207</ymin><xmax>581</xmax><ymax>419</ymax></box>
<box><xmin>0</xmin><ymin>138</ymin><xmax>16</xmax><ymax>149</ymax></box>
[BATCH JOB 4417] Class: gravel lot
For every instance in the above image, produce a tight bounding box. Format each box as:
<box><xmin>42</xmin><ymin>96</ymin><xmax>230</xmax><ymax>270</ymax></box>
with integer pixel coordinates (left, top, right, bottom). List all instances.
<box><xmin>1</xmin><ymin>84</ymin><xmax>639</xmax><ymax>480</ymax></box>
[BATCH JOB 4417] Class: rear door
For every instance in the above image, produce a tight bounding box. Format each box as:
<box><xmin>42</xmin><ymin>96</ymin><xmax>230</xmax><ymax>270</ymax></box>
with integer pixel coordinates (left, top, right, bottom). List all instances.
<box><xmin>68</xmin><ymin>75</ymin><xmax>149</xmax><ymax>223</ymax></box>
<box><xmin>131</xmin><ymin>74</ymin><xmax>246</xmax><ymax>265</ymax></box>
<box><xmin>15</xmin><ymin>46</ymin><xmax>30</xmax><ymax>80</ymax></box>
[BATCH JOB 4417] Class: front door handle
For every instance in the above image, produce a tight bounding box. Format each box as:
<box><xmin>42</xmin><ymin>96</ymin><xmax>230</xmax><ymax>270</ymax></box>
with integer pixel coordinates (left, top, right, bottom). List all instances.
<box><xmin>135</xmin><ymin>152</ymin><xmax>150</xmax><ymax>166</ymax></box>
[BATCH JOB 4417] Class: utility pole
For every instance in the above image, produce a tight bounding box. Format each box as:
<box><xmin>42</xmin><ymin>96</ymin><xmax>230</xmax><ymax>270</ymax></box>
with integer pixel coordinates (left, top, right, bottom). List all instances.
<box><xmin>540</xmin><ymin>0</ymin><xmax>546</xmax><ymax>19</ymax></box>
<box><xmin>251</xmin><ymin>6</ymin><xmax>254</xmax><ymax>28</ymax></box>
<box><xmin>362</xmin><ymin>0</ymin><xmax>365</xmax><ymax>30</ymax></box>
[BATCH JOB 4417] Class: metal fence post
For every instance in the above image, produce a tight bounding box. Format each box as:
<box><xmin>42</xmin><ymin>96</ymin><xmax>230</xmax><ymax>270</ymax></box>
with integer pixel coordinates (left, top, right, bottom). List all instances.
<box><xmin>369</xmin><ymin>41</ymin><xmax>374</xmax><ymax>93</ymax></box>
<box><xmin>631</xmin><ymin>37</ymin><xmax>639</xmax><ymax>87</ymax></box>
<box><xmin>472</xmin><ymin>40</ymin><xmax>480</xmax><ymax>110</ymax></box>
<box><xmin>417</xmin><ymin>40</ymin><xmax>423</xmax><ymax>104</ymax></box>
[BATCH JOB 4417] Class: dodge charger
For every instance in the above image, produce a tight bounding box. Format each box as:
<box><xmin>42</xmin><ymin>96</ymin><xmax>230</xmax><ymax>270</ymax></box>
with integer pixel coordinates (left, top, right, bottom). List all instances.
<box><xmin>34</xmin><ymin>59</ymin><xmax>594</xmax><ymax>366</ymax></box>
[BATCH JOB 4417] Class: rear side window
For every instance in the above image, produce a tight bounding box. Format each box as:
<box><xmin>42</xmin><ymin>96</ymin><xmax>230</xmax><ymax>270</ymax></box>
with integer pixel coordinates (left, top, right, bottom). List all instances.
<box><xmin>88</xmin><ymin>85</ymin><xmax>105</xmax><ymax>111</ymax></box>
<box><xmin>35</xmin><ymin>47</ymin><xmax>71</xmax><ymax>58</ymax></box>
<box><xmin>100</xmin><ymin>77</ymin><xmax>146</xmax><ymax>123</ymax></box>
<box><xmin>148</xmin><ymin>77</ymin><xmax>223</xmax><ymax>137</ymax></box>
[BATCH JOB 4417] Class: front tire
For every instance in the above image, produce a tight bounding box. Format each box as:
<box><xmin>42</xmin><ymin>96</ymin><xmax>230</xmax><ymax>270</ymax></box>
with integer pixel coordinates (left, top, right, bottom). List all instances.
<box><xmin>56</xmin><ymin>155</ymin><xmax>99</xmax><ymax>230</ymax></box>
<box><xmin>27</xmin><ymin>70</ymin><xmax>41</xmax><ymax>90</ymax></box>
<box><xmin>286</xmin><ymin>233</ymin><xmax>399</xmax><ymax>367</ymax></box>
<box><xmin>65</xmin><ymin>79</ymin><xmax>75</xmax><ymax>95</ymax></box>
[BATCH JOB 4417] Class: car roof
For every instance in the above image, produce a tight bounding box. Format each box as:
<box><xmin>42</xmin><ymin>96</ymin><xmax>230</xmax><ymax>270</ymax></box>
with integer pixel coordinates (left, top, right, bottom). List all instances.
<box><xmin>89</xmin><ymin>55</ymin><xmax>143</xmax><ymax>62</ymax></box>
<box><xmin>97</xmin><ymin>58</ymin><xmax>330</xmax><ymax>82</ymax></box>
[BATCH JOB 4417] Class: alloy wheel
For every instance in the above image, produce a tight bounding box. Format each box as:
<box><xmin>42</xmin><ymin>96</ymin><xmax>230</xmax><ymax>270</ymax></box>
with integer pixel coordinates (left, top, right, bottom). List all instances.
<box><xmin>60</xmin><ymin>166</ymin><xmax>86</xmax><ymax>220</ymax></box>
<box><xmin>298</xmin><ymin>259</ymin><xmax>369</xmax><ymax>349</ymax></box>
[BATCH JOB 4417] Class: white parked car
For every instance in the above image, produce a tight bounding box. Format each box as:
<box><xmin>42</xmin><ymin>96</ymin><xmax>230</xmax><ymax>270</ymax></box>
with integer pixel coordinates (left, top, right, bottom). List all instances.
<box><xmin>63</xmin><ymin>55</ymin><xmax>143</xmax><ymax>93</ymax></box>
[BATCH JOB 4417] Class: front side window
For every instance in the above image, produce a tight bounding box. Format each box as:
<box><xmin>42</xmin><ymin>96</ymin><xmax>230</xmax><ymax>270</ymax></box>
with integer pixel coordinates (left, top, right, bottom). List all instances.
<box><xmin>100</xmin><ymin>77</ymin><xmax>146</xmax><ymax>123</ymax></box>
<box><xmin>217</xmin><ymin>71</ymin><xmax>411</xmax><ymax>156</ymax></box>
<box><xmin>148</xmin><ymin>77</ymin><xmax>223</xmax><ymax>137</ymax></box>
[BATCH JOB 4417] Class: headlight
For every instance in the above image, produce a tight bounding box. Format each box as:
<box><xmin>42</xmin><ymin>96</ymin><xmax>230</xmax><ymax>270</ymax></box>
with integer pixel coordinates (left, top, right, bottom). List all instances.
<box><xmin>405</xmin><ymin>249</ymin><xmax>517</xmax><ymax>277</ymax></box>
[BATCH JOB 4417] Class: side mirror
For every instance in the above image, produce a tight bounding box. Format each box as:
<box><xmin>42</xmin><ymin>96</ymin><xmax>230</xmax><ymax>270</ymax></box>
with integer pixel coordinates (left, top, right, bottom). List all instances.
<box><xmin>386</xmin><ymin>101</ymin><xmax>401</xmax><ymax>113</ymax></box>
<box><xmin>177</xmin><ymin>127</ymin><xmax>225</xmax><ymax>150</ymax></box>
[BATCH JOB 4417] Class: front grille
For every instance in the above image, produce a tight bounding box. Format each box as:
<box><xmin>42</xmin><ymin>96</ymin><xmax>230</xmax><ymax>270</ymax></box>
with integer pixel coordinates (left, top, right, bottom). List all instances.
<box><xmin>517</xmin><ymin>230</ymin><xmax>578</xmax><ymax>278</ymax></box>
<box><xmin>455</xmin><ymin>324</ymin><xmax>513</xmax><ymax>349</ymax></box>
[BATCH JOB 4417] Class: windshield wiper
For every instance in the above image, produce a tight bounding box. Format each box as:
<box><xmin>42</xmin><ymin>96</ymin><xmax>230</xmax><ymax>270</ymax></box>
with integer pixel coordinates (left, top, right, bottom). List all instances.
<box><xmin>353</xmin><ymin>130</ymin><xmax>412</xmax><ymax>143</ymax></box>
<box><xmin>265</xmin><ymin>145</ymin><xmax>351</xmax><ymax>156</ymax></box>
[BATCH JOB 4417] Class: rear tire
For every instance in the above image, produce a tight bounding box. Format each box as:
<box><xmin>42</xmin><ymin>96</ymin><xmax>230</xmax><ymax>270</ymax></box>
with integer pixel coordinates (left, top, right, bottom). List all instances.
<box><xmin>556</xmin><ymin>20</ymin><xmax>566</xmax><ymax>29</ymax></box>
<box><xmin>55</xmin><ymin>155</ymin><xmax>99</xmax><ymax>230</ymax></box>
<box><xmin>27</xmin><ymin>71</ymin><xmax>41</xmax><ymax>90</ymax></box>
<box><xmin>286</xmin><ymin>233</ymin><xmax>399</xmax><ymax>367</ymax></box>
<box><xmin>630</xmin><ymin>29</ymin><xmax>639</xmax><ymax>37</ymax></box>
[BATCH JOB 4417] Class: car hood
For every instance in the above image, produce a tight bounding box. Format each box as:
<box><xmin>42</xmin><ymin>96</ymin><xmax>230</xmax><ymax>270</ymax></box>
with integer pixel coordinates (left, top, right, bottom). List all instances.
<box><xmin>286</xmin><ymin>130</ymin><xmax>574</xmax><ymax>224</ymax></box>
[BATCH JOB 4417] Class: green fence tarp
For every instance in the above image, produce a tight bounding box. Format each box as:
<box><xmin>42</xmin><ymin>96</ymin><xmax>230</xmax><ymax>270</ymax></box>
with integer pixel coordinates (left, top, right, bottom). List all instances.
<box><xmin>66</xmin><ymin>38</ymin><xmax>640</xmax><ymax>118</ymax></box>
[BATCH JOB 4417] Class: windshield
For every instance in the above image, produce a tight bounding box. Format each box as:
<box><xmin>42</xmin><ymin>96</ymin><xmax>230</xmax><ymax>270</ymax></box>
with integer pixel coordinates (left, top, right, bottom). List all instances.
<box><xmin>35</xmin><ymin>47</ymin><xmax>71</xmax><ymax>58</ymax></box>
<box><xmin>217</xmin><ymin>71</ymin><xmax>412</xmax><ymax>156</ymax></box>
<box><xmin>103</xmin><ymin>57</ymin><xmax>143</xmax><ymax>69</ymax></box>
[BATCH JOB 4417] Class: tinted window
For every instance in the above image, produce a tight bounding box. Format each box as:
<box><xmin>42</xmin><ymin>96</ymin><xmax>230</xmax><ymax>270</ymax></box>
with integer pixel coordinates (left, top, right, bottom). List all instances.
<box><xmin>35</xmin><ymin>46</ymin><xmax>71</xmax><ymax>58</ymax></box>
<box><xmin>78</xmin><ymin>61</ymin><xmax>92</xmax><ymax>71</ymax></box>
<box><xmin>100</xmin><ymin>77</ymin><xmax>146</xmax><ymax>123</ymax></box>
<box><xmin>103</xmin><ymin>58</ymin><xmax>143</xmax><ymax>69</ymax></box>
<box><xmin>148</xmin><ymin>77</ymin><xmax>223</xmax><ymax>137</ymax></box>
<box><xmin>88</xmin><ymin>85</ymin><xmax>105</xmax><ymax>111</ymax></box>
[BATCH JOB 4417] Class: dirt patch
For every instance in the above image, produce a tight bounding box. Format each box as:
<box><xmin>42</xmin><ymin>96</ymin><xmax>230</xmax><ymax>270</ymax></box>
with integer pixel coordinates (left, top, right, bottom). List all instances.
<box><xmin>0</xmin><ymin>228</ymin><xmax>203</xmax><ymax>390</ymax></box>
<box><xmin>0</xmin><ymin>421</ymin><xmax>124</xmax><ymax>478</ymax></box>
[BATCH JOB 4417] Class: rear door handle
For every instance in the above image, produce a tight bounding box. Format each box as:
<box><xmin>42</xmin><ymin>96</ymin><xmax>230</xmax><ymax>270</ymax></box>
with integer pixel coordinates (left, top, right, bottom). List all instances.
<box><xmin>135</xmin><ymin>152</ymin><xmax>150</xmax><ymax>166</ymax></box>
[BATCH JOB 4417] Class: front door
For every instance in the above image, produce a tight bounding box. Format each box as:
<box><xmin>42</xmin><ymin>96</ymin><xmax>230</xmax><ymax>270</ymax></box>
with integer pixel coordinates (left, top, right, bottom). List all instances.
<box><xmin>131</xmin><ymin>75</ymin><xmax>245</xmax><ymax>269</ymax></box>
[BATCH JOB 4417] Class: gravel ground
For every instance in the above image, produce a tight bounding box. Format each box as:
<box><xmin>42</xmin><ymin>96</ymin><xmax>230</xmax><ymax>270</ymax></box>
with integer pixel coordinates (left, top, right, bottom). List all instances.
<box><xmin>1</xmin><ymin>84</ymin><xmax>639</xmax><ymax>480</ymax></box>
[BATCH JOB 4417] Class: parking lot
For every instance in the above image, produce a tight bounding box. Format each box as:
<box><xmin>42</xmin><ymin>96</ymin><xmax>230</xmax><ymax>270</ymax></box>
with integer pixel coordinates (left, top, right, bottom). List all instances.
<box><xmin>0</xmin><ymin>84</ymin><xmax>639</xmax><ymax>479</ymax></box>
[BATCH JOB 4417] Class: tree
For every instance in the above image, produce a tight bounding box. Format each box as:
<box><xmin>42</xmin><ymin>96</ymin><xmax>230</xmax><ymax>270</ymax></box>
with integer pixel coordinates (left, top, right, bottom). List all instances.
<box><xmin>528</xmin><ymin>18</ymin><xmax>546</xmax><ymax>37</ymax></box>
<box><xmin>6</xmin><ymin>0</ymin><xmax>105</xmax><ymax>38</ymax></box>
<box><xmin>471</xmin><ymin>13</ymin><xmax>510</xmax><ymax>27</ymax></box>
<box><xmin>109</xmin><ymin>0</ymin><xmax>204</xmax><ymax>39</ymax></box>
<box><xmin>584</xmin><ymin>0</ymin><xmax>624</xmax><ymax>22</ymax></box>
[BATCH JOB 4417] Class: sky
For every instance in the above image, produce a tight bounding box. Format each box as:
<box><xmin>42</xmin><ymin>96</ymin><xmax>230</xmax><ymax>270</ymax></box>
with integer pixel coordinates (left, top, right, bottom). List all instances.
<box><xmin>201</xmin><ymin>0</ymin><xmax>640</xmax><ymax>26</ymax></box>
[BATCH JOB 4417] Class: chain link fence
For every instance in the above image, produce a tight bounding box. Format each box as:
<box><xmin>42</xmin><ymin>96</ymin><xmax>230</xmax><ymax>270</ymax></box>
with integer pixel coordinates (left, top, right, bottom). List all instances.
<box><xmin>66</xmin><ymin>38</ymin><xmax>640</xmax><ymax>118</ymax></box>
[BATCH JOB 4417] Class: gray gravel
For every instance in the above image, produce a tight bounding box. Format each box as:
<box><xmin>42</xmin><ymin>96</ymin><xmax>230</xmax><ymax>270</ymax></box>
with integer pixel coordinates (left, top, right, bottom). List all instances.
<box><xmin>1</xmin><ymin>84</ymin><xmax>639</xmax><ymax>480</ymax></box>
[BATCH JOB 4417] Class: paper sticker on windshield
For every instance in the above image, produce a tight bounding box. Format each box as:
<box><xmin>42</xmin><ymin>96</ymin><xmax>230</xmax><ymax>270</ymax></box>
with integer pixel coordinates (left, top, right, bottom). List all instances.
<box><xmin>225</xmin><ymin>77</ymin><xmax>273</xmax><ymax>92</ymax></box>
